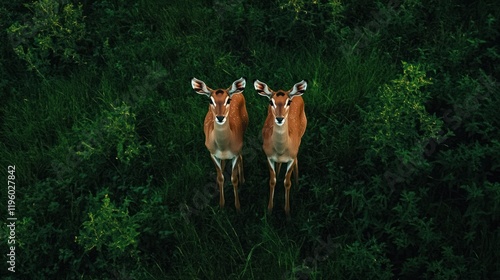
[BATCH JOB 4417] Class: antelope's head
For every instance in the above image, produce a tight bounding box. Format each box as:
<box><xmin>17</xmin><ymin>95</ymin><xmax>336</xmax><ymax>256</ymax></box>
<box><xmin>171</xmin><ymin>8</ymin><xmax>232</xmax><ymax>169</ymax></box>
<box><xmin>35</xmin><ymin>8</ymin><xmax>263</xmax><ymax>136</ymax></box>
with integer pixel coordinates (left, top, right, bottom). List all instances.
<box><xmin>254</xmin><ymin>80</ymin><xmax>307</xmax><ymax>126</ymax></box>
<box><xmin>191</xmin><ymin>77</ymin><xmax>246</xmax><ymax>125</ymax></box>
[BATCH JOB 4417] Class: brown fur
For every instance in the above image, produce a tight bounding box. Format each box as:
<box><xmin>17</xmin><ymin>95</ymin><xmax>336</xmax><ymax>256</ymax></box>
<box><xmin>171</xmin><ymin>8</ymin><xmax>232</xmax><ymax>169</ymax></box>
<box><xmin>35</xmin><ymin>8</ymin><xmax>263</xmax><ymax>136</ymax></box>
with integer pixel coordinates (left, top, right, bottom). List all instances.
<box><xmin>204</xmin><ymin>93</ymin><xmax>248</xmax><ymax>155</ymax></box>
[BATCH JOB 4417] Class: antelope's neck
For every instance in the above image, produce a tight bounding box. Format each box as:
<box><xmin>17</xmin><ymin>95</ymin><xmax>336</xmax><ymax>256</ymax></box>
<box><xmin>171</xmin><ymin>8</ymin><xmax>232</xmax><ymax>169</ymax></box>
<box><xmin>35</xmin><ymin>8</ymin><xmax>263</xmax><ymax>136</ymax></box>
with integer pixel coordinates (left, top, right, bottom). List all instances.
<box><xmin>213</xmin><ymin>120</ymin><xmax>232</xmax><ymax>148</ymax></box>
<box><xmin>272</xmin><ymin>121</ymin><xmax>290</xmax><ymax>153</ymax></box>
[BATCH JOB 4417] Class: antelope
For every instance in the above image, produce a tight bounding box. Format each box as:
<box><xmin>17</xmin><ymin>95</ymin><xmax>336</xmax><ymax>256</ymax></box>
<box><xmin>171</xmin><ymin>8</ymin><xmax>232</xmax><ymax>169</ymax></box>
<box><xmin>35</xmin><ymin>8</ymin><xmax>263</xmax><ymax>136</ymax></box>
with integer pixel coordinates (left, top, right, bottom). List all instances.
<box><xmin>254</xmin><ymin>79</ymin><xmax>308</xmax><ymax>218</ymax></box>
<box><xmin>191</xmin><ymin>77</ymin><xmax>248</xmax><ymax>211</ymax></box>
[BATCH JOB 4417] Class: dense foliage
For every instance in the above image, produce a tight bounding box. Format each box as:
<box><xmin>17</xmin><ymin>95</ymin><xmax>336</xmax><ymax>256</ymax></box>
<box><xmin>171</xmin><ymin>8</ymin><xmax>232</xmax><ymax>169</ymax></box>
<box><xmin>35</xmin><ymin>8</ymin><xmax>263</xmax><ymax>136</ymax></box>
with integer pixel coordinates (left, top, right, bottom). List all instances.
<box><xmin>1</xmin><ymin>0</ymin><xmax>499</xmax><ymax>279</ymax></box>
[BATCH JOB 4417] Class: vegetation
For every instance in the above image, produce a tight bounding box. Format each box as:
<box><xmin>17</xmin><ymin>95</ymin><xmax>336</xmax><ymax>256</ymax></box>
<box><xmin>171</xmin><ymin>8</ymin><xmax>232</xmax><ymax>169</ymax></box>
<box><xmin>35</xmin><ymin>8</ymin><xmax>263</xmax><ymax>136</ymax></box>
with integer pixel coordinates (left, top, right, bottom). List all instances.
<box><xmin>1</xmin><ymin>0</ymin><xmax>499</xmax><ymax>278</ymax></box>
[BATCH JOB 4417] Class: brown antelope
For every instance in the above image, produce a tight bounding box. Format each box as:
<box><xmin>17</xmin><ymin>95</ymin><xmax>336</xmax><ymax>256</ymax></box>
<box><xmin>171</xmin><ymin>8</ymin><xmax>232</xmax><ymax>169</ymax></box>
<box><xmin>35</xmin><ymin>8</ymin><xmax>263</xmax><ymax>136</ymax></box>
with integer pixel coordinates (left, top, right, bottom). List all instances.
<box><xmin>191</xmin><ymin>77</ymin><xmax>248</xmax><ymax>211</ymax></box>
<box><xmin>254</xmin><ymin>79</ymin><xmax>307</xmax><ymax>217</ymax></box>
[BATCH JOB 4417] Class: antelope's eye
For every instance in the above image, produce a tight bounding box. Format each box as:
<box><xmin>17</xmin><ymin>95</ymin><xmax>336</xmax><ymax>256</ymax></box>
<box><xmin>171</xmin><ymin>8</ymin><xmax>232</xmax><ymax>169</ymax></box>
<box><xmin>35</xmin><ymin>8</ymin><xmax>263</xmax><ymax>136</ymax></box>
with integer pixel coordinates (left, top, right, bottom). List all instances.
<box><xmin>226</xmin><ymin>98</ymin><xmax>231</xmax><ymax>105</ymax></box>
<box><xmin>209</xmin><ymin>99</ymin><xmax>214</xmax><ymax>105</ymax></box>
<box><xmin>286</xmin><ymin>100</ymin><xmax>292</xmax><ymax>106</ymax></box>
<box><xmin>269</xmin><ymin>100</ymin><xmax>274</xmax><ymax>106</ymax></box>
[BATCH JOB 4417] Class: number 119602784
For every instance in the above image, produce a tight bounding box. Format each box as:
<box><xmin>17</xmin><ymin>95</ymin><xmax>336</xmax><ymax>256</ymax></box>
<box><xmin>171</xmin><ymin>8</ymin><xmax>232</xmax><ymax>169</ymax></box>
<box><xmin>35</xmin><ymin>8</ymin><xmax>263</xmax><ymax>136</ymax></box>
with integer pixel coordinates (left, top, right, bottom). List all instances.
<box><xmin>7</xmin><ymin>165</ymin><xmax>16</xmax><ymax>215</ymax></box>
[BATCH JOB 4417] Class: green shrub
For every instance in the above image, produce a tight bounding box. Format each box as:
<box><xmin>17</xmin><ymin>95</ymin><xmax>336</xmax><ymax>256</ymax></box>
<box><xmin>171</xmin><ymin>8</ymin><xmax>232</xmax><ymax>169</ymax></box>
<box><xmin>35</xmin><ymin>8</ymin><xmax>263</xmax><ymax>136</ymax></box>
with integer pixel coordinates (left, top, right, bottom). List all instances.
<box><xmin>75</xmin><ymin>103</ymin><xmax>152</xmax><ymax>167</ymax></box>
<box><xmin>338</xmin><ymin>238</ymin><xmax>393</xmax><ymax>279</ymax></box>
<box><xmin>74</xmin><ymin>191</ymin><xmax>144</xmax><ymax>278</ymax></box>
<box><xmin>7</xmin><ymin>0</ymin><xmax>86</xmax><ymax>77</ymax></box>
<box><xmin>77</xmin><ymin>193</ymin><xmax>139</xmax><ymax>256</ymax></box>
<box><xmin>4</xmin><ymin>178</ymin><xmax>86</xmax><ymax>277</ymax></box>
<box><xmin>360</xmin><ymin>62</ymin><xmax>445</xmax><ymax>176</ymax></box>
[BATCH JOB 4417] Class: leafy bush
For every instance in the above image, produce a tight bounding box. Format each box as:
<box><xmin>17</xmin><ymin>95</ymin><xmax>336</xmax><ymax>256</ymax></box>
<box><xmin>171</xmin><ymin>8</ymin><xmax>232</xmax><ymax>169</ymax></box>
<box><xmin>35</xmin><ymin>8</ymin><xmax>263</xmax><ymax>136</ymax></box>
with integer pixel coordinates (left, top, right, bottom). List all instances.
<box><xmin>7</xmin><ymin>0</ymin><xmax>86</xmax><ymax>76</ymax></box>
<box><xmin>360</xmin><ymin>62</ymin><xmax>445</xmax><ymax>178</ymax></box>
<box><xmin>75</xmin><ymin>103</ymin><xmax>152</xmax><ymax>166</ymax></box>
<box><xmin>337</xmin><ymin>238</ymin><xmax>393</xmax><ymax>279</ymax></box>
<box><xmin>77</xmin><ymin>193</ymin><xmax>139</xmax><ymax>258</ymax></box>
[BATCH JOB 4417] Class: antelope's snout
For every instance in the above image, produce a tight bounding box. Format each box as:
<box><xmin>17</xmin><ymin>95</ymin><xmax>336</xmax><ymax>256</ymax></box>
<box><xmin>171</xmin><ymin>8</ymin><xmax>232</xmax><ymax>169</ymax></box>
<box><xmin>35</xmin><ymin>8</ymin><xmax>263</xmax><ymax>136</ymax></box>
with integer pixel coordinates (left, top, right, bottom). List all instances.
<box><xmin>216</xmin><ymin>115</ymin><xmax>226</xmax><ymax>124</ymax></box>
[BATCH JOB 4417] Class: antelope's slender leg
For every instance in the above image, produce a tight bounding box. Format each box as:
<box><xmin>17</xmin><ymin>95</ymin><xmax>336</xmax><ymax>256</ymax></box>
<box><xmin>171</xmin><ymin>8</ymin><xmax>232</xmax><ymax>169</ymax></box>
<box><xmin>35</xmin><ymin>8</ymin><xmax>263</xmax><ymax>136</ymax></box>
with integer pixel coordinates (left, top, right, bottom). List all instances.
<box><xmin>231</xmin><ymin>156</ymin><xmax>241</xmax><ymax>211</ymax></box>
<box><xmin>211</xmin><ymin>154</ymin><xmax>225</xmax><ymax>208</ymax></box>
<box><xmin>238</xmin><ymin>154</ymin><xmax>245</xmax><ymax>184</ymax></box>
<box><xmin>284</xmin><ymin>159</ymin><xmax>295</xmax><ymax>218</ymax></box>
<box><xmin>293</xmin><ymin>157</ymin><xmax>299</xmax><ymax>186</ymax></box>
<box><xmin>267</xmin><ymin>158</ymin><xmax>277</xmax><ymax>213</ymax></box>
<box><xmin>276</xmin><ymin>162</ymin><xmax>282</xmax><ymax>178</ymax></box>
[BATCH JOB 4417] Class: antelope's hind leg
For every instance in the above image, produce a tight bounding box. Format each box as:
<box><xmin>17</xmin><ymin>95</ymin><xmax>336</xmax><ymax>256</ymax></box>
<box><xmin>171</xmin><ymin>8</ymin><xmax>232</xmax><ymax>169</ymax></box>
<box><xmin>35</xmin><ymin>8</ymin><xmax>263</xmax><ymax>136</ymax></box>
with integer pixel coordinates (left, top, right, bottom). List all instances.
<box><xmin>293</xmin><ymin>157</ymin><xmax>299</xmax><ymax>186</ymax></box>
<box><xmin>231</xmin><ymin>156</ymin><xmax>241</xmax><ymax>211</ymax></box>
<box><xmin>238</xmin><ymin>154</ymin><xmax>245</xmax><ymax>184</ymax></box>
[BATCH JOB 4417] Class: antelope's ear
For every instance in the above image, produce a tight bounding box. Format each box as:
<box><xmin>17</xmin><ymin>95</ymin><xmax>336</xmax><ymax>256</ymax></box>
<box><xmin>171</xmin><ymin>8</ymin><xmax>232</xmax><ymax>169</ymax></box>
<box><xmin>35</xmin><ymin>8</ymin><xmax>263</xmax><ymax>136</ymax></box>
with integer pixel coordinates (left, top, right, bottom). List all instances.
<box><xmin>289</xmin><ymin>80</ymin><xmax>307</xmax><ymax>99</ymax></box>
<box><xmin>229</xmin><ymin>77</ymin><xmax>246</xmax><ymax>96</ymax></box>
<box><xmin>191</xmin><ymin>77</ymin><xmax>211</xmax><ymax>96</ymax></box>
<box><xmin>254</xmin><ymin>79</ymin><xmax>273</xmax><ymax>99</ymax></box>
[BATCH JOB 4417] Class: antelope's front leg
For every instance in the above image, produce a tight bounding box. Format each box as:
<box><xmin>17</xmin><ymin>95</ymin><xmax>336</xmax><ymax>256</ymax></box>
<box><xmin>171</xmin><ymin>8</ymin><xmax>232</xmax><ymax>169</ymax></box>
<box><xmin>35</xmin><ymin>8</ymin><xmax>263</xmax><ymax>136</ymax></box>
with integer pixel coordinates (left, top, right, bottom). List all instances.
<box><xmin>267</xmin><ymin>158</ymin><xmax>277</xmax><ymax>213</ymax></box>
<box><xmin>231</xmin><ymin>156</ymin><xmax>241</xmax><ymax>211</ymax></box>
<box><xmin>211</xmin><ymin>154</ymin><xmax>225</xmax><ymax>208</ymax></box>
<box><xmin>284</xmin><ymin>159</ymin><xmax>295</xmax><ymax>218</ymax></box>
